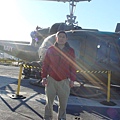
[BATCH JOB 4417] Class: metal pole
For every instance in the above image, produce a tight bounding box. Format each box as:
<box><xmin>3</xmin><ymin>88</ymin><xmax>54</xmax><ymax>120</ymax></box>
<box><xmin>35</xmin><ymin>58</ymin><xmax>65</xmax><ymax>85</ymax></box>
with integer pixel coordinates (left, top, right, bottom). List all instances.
<box><xmin>16</xmin><ymin>64</ymin><xmax>23</xmax><ymax>96</ymax></box>
<box><xmin>107</xmin><ymin>70</ymin><xmax>111</xmax><ymax>102</ymax></box>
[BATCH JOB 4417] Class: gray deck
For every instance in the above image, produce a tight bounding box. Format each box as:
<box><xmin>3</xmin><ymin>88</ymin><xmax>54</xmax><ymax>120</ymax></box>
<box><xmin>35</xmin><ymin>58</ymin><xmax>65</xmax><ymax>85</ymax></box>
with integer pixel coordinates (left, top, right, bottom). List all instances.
<box><xmin>0</xmin><ymin>65</ymin><xmax>120</xmax><ymax>120</ymax></box>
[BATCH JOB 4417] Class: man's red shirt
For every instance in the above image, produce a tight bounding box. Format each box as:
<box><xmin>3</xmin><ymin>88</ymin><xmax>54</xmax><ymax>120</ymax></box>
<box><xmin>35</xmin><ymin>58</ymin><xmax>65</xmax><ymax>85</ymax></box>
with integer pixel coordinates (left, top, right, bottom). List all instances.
<box><xmin>41</xmin><ymin>42</ymin><xmax>76</xmax><ymax>81</ymax></box>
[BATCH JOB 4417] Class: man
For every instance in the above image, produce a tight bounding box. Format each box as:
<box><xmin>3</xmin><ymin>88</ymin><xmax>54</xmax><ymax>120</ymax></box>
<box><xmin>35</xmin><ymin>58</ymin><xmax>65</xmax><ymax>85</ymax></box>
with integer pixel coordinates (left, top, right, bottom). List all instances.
<box><xmin>41</xmin><ymin>30</ymin><xmax>76</xmax><ymax>120</ymax></box>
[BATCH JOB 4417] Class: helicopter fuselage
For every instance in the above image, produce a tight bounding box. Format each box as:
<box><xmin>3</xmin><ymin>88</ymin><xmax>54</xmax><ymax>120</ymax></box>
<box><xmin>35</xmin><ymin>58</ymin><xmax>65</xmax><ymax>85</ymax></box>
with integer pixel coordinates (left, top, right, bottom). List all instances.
<box><xmin>39</xmin><ymin>30</ymin><xmax>120</xmax><ymax>86</ymax></box>
<box><xmin>1</xmin><ymin>28</ymin><xmax>120</xmax><ymax>86</ymax></box>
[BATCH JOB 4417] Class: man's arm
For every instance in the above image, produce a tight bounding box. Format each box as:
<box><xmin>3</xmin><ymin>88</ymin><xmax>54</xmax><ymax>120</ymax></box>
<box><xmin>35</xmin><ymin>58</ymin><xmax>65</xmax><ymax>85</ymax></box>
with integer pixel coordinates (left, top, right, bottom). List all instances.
<box><xmin>41</xmin><ymin>49</ymin><xmax>50</xmax><ymax>79</ymax></box>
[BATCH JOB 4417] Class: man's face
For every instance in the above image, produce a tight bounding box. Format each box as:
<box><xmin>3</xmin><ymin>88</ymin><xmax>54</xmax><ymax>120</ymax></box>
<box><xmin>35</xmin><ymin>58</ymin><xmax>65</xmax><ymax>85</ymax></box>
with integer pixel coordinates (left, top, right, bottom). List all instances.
<box><xmin>56</xmin><ymin>33</ymin><xmax>67</xmax><ymax>45</ymax></box>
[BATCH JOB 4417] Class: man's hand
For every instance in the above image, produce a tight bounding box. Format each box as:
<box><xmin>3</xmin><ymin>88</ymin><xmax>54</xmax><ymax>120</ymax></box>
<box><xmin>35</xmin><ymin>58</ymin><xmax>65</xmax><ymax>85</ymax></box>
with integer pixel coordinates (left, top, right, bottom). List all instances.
<box><xmin>41</xmin><ymin>78</ymin><xmax>47</xmax><ymax>86</ymax></box>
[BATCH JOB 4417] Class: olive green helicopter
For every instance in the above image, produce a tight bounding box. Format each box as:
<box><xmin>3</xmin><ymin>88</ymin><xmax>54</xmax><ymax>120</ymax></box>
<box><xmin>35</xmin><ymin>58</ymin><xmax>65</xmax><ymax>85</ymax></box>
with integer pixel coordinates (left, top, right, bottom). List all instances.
<box><xmin>0</xmin><ymin>0</ymin><xmax>120</xmax><ymax>97</ymax></box>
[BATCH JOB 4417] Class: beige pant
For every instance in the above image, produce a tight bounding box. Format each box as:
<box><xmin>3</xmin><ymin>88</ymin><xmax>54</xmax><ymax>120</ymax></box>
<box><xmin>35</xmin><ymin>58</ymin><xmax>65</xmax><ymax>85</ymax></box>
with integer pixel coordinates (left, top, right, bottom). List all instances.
<box><xmin>44</xmin><ymin>76</ymin><xmax>70</xmax><ymax>120</ymax></box>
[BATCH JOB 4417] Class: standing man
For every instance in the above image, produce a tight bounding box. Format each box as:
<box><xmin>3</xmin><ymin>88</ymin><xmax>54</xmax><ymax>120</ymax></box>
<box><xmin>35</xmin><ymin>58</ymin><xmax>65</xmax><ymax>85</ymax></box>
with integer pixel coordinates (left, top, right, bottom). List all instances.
<box><xmin>41</xmin><ymin>30</ymin><xmax>76</xmax><ymax>120</ymax></box>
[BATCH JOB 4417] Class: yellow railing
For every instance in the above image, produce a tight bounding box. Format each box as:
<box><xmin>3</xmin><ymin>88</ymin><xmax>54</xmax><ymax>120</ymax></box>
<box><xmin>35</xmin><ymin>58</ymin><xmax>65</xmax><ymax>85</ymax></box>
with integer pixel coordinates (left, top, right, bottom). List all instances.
<box><xmin>76</xmin><ymin>70</ymin><xmax>115</xmax><ymax>105</ymax></box>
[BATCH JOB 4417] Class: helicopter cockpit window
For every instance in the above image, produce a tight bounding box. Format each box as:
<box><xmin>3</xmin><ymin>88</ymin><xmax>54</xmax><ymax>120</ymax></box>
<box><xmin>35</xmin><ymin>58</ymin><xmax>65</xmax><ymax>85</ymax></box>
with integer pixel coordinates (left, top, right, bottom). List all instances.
<box><xmin>41</xmin><ymin>35</ymin><xmax>55</xmax><ymax>49</ymax></box>
<box><xmin>39</xmin><ymin>34</ymin><xmax>81</xmax><ymax>61</ymax></box>
<box><xmin>97</xmin><ymin>39</ymin><xmax>120</xmax><ymax>64</ymax></box>
<box><xmin>38</xmin><ymin>35</ymin><xmax>55</xmax><ymax>61</ymax></box>
<box><xmin>67</xmin><ymin>39</ymin><xmax>80</xmax><ymax>59</ymax></box>
<box><xmin>96</xmin><ymin>41</ymin><xmax>108</xmax><ymax>63</ymax></box>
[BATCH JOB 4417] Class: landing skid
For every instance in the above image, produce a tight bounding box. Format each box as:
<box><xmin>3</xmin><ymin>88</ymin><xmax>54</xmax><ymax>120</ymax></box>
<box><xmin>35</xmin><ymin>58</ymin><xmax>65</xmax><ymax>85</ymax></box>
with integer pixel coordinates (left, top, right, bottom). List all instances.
<box><xmin>70</xmin><ymin>81</ymin><xmax>103</xmax><ymax>98</ymax></box>
<box><xmin>29</xmin><ymin>79</ymin><xmax>103</xmax><ymax>98</ymax></box>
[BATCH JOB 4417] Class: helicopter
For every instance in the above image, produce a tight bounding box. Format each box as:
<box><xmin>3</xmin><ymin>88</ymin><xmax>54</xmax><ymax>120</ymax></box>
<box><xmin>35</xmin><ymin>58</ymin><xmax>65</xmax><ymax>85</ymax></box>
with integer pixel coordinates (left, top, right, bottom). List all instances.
<box><xmin>0</xmin><ymin>0</ymin><xmax>120</xmax><ymax>92</ymax></box>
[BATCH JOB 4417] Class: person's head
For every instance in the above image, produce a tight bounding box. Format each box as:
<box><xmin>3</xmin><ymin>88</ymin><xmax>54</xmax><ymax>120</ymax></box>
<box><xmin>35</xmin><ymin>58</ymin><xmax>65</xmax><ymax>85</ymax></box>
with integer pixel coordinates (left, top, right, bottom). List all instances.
<box><xmin>55</xmin><ymin>31</ymin><xmax>68</xmax><ymax>45</ymax></box>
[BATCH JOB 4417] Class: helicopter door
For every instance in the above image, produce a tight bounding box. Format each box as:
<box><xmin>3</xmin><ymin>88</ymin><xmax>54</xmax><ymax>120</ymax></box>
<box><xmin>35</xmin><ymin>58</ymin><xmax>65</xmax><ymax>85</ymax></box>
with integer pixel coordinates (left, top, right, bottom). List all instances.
<box><xmin>96</xmin><ymin>41</ymin><xmax>108</xmax><ymax>63</ymax></box>
<box><xmin>83</xmin><ymin>37</ymin><xmax>98</xmax><ymax>68</ymax></box>
<box><xmin>68</xmin><ymin>39</ymin><xmax>81</xmax><ymax>60</ymax></box>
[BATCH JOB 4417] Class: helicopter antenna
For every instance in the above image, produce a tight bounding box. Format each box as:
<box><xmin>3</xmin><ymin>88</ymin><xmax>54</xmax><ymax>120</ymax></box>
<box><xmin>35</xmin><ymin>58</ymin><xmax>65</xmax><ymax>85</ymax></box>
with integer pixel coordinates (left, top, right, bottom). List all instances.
<box><xmin>65</xmin><ymin>0</ymin><xmax>91</xmax><ymax>26</ymax></box>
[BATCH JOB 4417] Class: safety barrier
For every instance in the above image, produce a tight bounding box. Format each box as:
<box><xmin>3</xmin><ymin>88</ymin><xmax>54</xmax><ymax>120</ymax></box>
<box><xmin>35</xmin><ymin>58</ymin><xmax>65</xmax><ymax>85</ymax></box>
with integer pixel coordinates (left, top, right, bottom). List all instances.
<box><xmin>0</xmin><ymin>59</ymin><xmax>24</xmax><ymax>66</ymax></box>
<box><xmin>23</xmin><ymin>64</ymin><xmax>40</xmax><ymax>69</ymax></box>
<box><xmin>10</xmin><ymin>64</ymin><xmax>116</xmax><ymax>106</ymax></box>
<box><xmin>10</xmin><ymin>63</ymin><xmax>41</xmax><ymax>99</ymax></box>
<box><xmin>76</xmin><ymin>70</ymin><xmax>108</xmax><ymax>74</ymax></box>
<box><xmin>10</xmin><ymin>64</ymin><xmax>26</xmax><ymax>99</ymax></box>
<box><xmin>76</xmin><ymin>70</ymin><xmax>116</xmax><ymax>106</ymax></box>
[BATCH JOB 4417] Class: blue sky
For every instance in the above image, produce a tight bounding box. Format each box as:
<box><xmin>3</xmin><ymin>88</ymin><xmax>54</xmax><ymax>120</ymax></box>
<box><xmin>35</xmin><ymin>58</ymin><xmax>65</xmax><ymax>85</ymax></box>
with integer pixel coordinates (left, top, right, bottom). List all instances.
<box><xmin>0</xmin><ymin>0</ymin><xmax>120</xmax><ymax>41</ymax></box>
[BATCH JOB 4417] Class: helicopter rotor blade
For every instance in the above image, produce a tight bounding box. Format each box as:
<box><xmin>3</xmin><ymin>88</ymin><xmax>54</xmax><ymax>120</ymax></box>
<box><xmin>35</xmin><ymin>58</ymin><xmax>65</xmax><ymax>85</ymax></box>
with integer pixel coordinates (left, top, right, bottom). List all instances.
<box><xmin>39</xmin><ymin>0</ymin><xmax>91</xmax><ymax>3</ymax></box>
